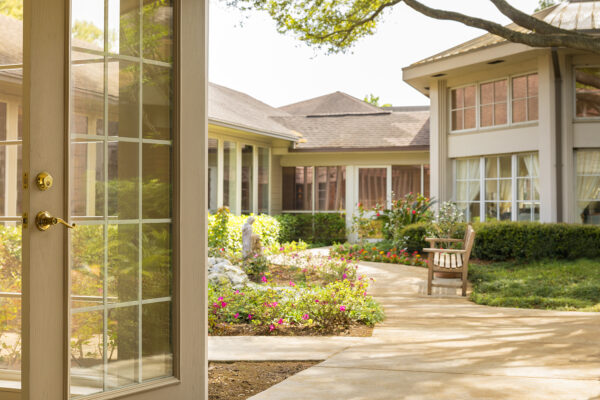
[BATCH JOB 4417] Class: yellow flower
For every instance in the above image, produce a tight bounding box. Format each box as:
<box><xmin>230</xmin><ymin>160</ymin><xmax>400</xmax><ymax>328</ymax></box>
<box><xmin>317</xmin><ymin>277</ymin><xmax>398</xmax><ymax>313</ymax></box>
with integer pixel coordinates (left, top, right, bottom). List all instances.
<box><xmin>379</xmin><ymin>251</ymin><xmax>384</xmax><ymax>255</ymax></box>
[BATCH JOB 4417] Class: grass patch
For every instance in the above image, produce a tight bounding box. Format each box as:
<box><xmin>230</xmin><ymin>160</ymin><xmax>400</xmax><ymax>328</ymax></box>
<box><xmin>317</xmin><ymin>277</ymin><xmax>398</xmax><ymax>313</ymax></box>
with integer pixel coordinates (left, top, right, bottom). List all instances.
<box><xmin>469</xmin><ymin>258</ymin><xmax>600</xmax><ymax>312</ymax></box>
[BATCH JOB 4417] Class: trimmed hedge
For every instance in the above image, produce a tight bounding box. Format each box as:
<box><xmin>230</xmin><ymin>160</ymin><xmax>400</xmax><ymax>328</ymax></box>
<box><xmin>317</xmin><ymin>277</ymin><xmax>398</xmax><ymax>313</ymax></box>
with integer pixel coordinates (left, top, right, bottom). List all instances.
<box><xmin>400</xmin><ymin>221</ymin><xmax>600</xmax><ymax>262</ymax></box>
<box><xmin>275</xmin><ymin>213</ymin><xmax>347</xmax><ymax>246</ymax></box>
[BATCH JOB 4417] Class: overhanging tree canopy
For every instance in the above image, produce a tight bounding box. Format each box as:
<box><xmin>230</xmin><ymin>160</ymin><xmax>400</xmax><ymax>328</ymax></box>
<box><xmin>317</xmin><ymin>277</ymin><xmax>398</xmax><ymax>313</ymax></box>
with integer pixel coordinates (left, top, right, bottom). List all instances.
<box><xmin>226</xmin><ymin>0</ymin><xmax>600</xmax><ymax>55</ymax></box>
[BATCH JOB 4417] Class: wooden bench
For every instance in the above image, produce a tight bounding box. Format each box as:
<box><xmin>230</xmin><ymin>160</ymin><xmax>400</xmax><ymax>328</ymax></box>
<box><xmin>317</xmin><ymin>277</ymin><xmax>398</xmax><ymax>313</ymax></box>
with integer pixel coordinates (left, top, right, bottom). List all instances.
<box><xmin>423</xmin><ymin>225</ymin><xmax>476</xmax><ymax>296</ymax></box>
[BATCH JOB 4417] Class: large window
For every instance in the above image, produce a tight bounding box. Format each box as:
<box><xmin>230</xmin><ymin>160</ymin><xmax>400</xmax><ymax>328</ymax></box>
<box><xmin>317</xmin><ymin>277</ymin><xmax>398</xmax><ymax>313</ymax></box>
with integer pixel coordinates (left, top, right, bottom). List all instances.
<box><xmin>456</xmin><ymin>158</ymin><xmax>481</xmax><ymax>222</ymax></box>
<box><xmin>450</xmin><ymin>74</ymin><xmax>538</xmax><ymax>132</ymax></box>
<box><xmin>516</xmin><ymin>153</ymin><xmax>540</xmax><ymax>221</ymax></box>
<box><xmin>512</xmin><ymin>74</ymin><xmax>538</xmax><ymax>123</ymax></box>
<box><xmin>576</xmin><ymin>150</ymin><xmax>600</xmax><ymax>224</ymax></box>
<box><xmin>450</xmin><ymin>85</ymin><xmax>476</xmax><ymax>131</ymax></box>
<box><xmin>241</xmin><ymin>145</ymin><xmax>253</xmax><ymax>214</ymax></box>
<box><xmin>282</xmin><ymin>166</ymin><xmax>313</xmax><ymax>211</ymax></box>
<box><xmin>223</xmin><ymin>141</ymin><xmax>237</xmax><ymax>212</ymax></box>
<box><xmin>358</xmin><ymin>168</ymin><xmax>387</xmax><ymax>209</ymax></box>
<box><xmin>208</xmin><ymin>138</ymin><xmax>218</xmax><ymax>212</ymax></box>
<box><xmin>315</xmin><ymin>166</ymin><xmax>346</xmax><ymax>211</ymax></box>
<box><xmin>258</xmin><ymin>147</ymin><xmax>269</xmax><ymax>214</ymax></box>
<box><xmin>575</xmin><ymin>67</ymin><xmax>600</xmax><ymax>118</ymax></box>
<box><xmin>480</xmin><ymin>79</ymin><xmax>508</xmax><ymax>127</ymax></box>
<box><xmin>392</xmin><ymin>165</ymin><xmax>422</xmax><ymax>200</ymax></box>
<box><xmin>485</xmin><ymin>155</ymin><xmax>512</xmax><ymax>221</ymax></box>
<box><xmin>455</xmin><ymin>153</ymin><xmax>539</xmax><ymax>222</ymax></box>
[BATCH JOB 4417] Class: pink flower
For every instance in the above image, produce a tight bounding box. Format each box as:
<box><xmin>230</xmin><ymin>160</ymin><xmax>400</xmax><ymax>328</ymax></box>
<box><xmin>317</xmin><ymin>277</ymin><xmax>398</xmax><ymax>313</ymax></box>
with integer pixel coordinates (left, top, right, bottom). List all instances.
<box><xmin>212</xmin><ymin>302</ymin><xmax>219</xmax><ymax>308</ymax></box>
<box><xmin>279</xmin><ymin>247</ymin><xmax>285</xmax><ymax>252</ymax></box>
<box><xmin>339</xmin><ymin>305</ymin><xmax>347</xmax><ymax>312</ymax></box>
<box><xmin>221</xmin><ymin>301</ymin><xmax>227</xmax><ymax>307</ymax></box>
<box><xmin>342</xmin><ymin>273</ymin><xmax>347</xmax><ymax>280</ymax></box>
<box><xmin>234</xmin><ymin>313</ymin><xmax>239</xmax><ymax>319</ymax></box>
<box><xmin>248</xmin><ymin>314</ymin><xmax>253</xmax><ymax>320</ymax></box>
<box><xmin>302</xmin><ymin>314</ymin><xmax>309</xmax><ymax>320</ymax></box>
<box><xmin>261</xmin><ymin>275</ymin><xmax>268</xmax><ymax>283</ymax></box>
<box><xmin>376</xmin><ymin>212</ymin><xmax>381</xmax><ymax>217</ymax></box>
<box><xmin>234</xmin><ymin>290</ymin><xmax>240</xmax><ymax>295</ymax></box>
<box><xmin>277</xmin><ymin>318</ymin><xmax>284</xmax><ymax>325</ymax></box>
<box><xmin>219</xmin><ymin>248</ymin><xmax>225</xmax><ymax>252</ymax></box>
<box><xmin>363</xmin><ymin>291</ymin><xmax>367</xmax><ymax>297</ymax></box>
<box><xmin>218</xmin><ymin>296</ymin><xmax>223</xmax><ymax>301</ymax></box>
<box><xmin>269</xmin><ymin>324</ymin><xmax>275</xmax><ymax>331</ymax></box>
<box><xmin>315</xmin><ymin>299</ymin><xmax>319</xmax><ymax>303</ymax></box>
<box><xmin>289</xmin><ymin>281</ymin><xmax>296</xmax><ymax>287</ymax></box>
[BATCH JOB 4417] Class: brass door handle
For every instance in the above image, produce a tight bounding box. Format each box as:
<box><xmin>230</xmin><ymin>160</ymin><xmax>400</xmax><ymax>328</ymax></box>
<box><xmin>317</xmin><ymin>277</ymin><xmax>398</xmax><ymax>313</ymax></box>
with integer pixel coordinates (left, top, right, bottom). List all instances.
<box><xmin>35</xmin><ymin>211</ymin><xmax>76</xmax><ymax>231</ymax></box>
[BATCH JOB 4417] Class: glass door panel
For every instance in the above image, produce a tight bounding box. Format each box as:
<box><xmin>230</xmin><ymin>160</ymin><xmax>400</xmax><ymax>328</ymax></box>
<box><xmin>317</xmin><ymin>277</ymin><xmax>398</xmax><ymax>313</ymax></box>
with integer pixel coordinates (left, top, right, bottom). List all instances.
<box><xmin>358</xmin><ymin>168</ymin><xmax>387</xmax><ymax>209</ymax></box>
<box><xmin>69</xmin><ymin>0</ymin><xmax>174</xmax><ymax>396</ymax></box>
<box><xmin>0</xmin><ymin>0</ymin><xmax>23</xmax><ymax>390</ymax></box>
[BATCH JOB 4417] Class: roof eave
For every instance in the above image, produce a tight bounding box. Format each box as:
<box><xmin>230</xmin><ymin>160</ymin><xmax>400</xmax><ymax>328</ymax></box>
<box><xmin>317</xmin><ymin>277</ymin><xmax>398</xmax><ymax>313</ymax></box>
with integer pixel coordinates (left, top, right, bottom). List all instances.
<box><xmin>290</xmin><ymin>145</ymin><xmax>429</xmax><ymax>153</ymax></box>
<box><xmin>208</xmin><ymin>118</ymin><xmax>299</xmax><ymax>142</ymax></box>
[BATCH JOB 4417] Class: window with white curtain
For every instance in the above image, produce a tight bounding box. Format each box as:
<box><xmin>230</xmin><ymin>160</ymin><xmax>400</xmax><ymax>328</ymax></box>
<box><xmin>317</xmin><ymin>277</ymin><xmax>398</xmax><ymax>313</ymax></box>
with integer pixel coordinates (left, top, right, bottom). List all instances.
<box><xmin>455</xmin><ymin>153</ymin><xmax>539</xmax><ymax>222</ymax></box>
<box><xmin>576</xmin><ymin>150</ymin><xmax>600</xmax><ymax>224</ymax></box>
<box><xmin>455</xmin><ymin>158</ymin><xmax>481</xmax><ymax>222</ymax></box>
<box><xmin>516</xmin><ymin>153</ymin><xmax>540</xmax><ymax>221</ymax></box>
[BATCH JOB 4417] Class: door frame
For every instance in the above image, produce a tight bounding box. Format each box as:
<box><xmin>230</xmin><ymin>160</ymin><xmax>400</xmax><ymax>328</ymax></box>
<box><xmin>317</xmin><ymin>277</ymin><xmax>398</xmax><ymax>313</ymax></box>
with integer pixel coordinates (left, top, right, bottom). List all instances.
<box><xmin>18</xmin><ymin>0</ymin><xmax>208</xmax><ymax>398</ymax></box>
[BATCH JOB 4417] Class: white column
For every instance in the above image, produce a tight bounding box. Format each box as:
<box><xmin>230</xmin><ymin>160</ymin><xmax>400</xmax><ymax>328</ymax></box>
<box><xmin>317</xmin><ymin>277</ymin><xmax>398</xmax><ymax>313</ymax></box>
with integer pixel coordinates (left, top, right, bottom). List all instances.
<box><xmin>235</xmin><ymin>142</ymin><xmax>242</xmax><ymax>215</ymax></box>
<box><xmin>537</xmin><ymin>52</ymin><xmax>558</xmax><ymax>222</ymax></box>
<box><xmin>562</xmin><ymin>54</ymin><xmax>575</xmax><ymax>222</ymax></box>
<box><xmin>216</xmin><ymin>138</ymin><xmax>223</xmax><ymax>208</ymax></box>
<box><xmin>252</xmin><ymin>145</ymin><xmax>258</xmax><ymax>214</ymax></box>
<box><xmin>429</xmin><ymin>79</ymin><xmax>451</xmax><ymax>212</ymax></box>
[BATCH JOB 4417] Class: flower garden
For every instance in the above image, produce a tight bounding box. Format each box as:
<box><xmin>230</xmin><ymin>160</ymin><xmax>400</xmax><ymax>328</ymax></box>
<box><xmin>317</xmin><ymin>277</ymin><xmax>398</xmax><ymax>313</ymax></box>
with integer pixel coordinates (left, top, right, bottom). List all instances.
<box><xmin>208</xmin><ymin>208</ymin><xmax>385</xmax><ymax>336</ymax></box>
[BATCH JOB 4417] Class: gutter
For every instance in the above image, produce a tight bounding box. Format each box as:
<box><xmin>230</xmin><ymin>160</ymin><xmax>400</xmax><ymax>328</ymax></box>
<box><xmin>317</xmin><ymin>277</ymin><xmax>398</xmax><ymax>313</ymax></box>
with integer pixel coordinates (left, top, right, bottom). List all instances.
<box><xmin>551</xmin><ymin>48</ymin><xmax>563</xmax><ymax>222</ymax></box>
<box><xmin>208</xmin><ymin>118</ymin><xmax>300</xmax><ymax>142</ymax></box>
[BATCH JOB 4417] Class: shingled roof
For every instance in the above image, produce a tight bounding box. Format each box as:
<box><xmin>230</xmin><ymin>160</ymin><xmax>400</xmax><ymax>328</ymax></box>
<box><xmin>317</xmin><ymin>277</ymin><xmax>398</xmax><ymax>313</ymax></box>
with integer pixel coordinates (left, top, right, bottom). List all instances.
<box><xmin>275</xmin><ymin>92</ymin><xmax>429</xmax><ymax>151</ymax></box>
<box><xmin>410</xmin><ymin>0</ymin><xmax>600</xmax><ymax>67</ymax></box>
<box><xmin>280</xmin><ymin>91</ymin><xmax>388</xmax><ymax>117</ymax></box>
<box><xmin>208</xmin><ymin>83</ymin><xmax>300</xmax><ymax>140</ymax></box>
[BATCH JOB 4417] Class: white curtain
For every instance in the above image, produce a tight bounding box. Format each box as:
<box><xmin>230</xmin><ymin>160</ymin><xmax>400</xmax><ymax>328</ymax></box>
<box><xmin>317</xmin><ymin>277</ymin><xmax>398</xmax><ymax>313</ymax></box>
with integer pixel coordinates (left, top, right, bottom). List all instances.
<box><xmin>576</xmin><ymin>150</ymin><xmax>600</xmax><ymax>220</ymax></box>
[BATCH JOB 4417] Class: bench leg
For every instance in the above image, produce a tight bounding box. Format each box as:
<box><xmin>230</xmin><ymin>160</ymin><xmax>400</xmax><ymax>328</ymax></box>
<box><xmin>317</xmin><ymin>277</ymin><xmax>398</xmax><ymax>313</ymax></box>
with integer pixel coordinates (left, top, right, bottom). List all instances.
<box><xmin>462</xmin><ymin>270</ymin><xmax>468</xmax><ymax>297</ymax></box>
<box><xmin>427</xmin><ymin>265</ymin><xmax>433</xmax><ymax>295</ymax></box>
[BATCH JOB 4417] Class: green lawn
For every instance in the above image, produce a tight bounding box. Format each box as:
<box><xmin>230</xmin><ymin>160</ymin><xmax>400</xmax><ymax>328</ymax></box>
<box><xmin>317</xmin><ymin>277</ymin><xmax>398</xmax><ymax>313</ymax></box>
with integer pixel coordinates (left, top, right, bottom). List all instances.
<box><xmin>468</xmin><ymin>258</ymin><xmax>600</xmax><ymax>312</ymax></box>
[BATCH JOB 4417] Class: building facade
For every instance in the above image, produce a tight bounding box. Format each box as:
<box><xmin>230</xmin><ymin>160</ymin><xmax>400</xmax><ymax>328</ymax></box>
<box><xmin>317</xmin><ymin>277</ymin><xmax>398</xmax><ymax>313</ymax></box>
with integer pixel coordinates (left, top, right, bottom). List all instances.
<box><xmin>403</xmin><ymin>0</ymin><xmax>600</xmax><ymax>225</ymax></box>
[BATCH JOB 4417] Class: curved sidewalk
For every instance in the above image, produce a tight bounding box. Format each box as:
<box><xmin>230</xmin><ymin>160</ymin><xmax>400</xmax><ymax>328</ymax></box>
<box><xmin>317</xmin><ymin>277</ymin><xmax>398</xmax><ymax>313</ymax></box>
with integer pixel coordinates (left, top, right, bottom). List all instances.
<box><xmin>245</xmin><ymin>261</ymin><xmax>600</xmax><ymax>400</ymax></box>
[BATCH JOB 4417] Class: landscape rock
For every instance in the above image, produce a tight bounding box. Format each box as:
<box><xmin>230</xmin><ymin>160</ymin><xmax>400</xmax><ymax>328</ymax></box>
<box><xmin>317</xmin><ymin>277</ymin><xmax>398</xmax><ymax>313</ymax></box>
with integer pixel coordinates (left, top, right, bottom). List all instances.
<box><xmin>208</xmin><ymin>257</ymin><xmax>250</xmax><ymax>288</ymax></box>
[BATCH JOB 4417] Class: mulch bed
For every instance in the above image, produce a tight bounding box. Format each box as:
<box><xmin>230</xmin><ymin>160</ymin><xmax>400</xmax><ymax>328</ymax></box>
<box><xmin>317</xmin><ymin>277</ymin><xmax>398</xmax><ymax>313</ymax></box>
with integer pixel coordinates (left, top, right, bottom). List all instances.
<box><xmin>210</xmin><ymin>322</ymin><xmax>373</xmax><ymax>337</ymax></box>
<box><xmin>209</xmin><ymin>361</ymin><xmax>319</xmax><ymax>400</ymax></box>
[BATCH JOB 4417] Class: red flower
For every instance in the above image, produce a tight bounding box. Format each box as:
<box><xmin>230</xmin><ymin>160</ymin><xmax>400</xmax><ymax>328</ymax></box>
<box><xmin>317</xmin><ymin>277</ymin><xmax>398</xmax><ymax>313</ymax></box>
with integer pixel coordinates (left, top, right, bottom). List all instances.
<box><xmin>412</xmin><ymin>210</ymin><xmax>416</xmax><ymax>215</ymax></box>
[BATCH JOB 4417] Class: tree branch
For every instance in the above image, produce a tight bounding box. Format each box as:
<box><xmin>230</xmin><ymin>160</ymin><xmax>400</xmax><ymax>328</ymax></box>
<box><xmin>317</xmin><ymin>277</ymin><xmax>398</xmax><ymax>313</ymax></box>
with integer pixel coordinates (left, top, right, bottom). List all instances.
<box><xmin>403</xmin><ymin>0</ymin><xmax>600</xmax><ymax>55</ymax></box>
<box><xmin>488</xmin><ymin>0</ymin><xmax>582</xmax><ymax>36</ymax></box>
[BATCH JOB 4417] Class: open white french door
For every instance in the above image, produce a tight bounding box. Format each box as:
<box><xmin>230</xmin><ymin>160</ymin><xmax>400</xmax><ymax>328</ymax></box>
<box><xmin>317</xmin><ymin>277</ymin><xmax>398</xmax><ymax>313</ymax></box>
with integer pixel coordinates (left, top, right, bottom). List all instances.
<box><xmin>0</xmin><ymin>0</ymin><xmax>208</xmax><ymax>399</ymax></box>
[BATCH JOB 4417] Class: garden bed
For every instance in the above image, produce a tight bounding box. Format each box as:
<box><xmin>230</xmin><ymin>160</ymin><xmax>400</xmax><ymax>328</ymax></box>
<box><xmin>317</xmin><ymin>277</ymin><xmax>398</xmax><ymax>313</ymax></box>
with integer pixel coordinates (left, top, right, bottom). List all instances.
<box><xmin>209</xmin><ymin>361</ymin><xmax>318</xmax><ymax>400</ymax></box>
<box><xmin>210</xmin><ymin>322</ymin><xmax>373</xmax><ymax>336</ymax></box>
<box><xmin>469</xmin><ymin>258</ymin><xmax>600</xmax><ymax>311</ymax></box>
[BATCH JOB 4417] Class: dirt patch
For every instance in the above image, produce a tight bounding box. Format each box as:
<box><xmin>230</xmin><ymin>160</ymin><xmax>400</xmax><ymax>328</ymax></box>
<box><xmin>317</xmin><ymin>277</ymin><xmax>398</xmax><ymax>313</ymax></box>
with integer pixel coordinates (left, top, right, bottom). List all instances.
<box><xmin>209</xmin><ymin>361</ymin><xmax>319</xmax><ymax>400</ymax></box>
<box><xmin>211</xmin><ymin>322</ymin><xmax>373</xmax><ymax>337</ymax></box>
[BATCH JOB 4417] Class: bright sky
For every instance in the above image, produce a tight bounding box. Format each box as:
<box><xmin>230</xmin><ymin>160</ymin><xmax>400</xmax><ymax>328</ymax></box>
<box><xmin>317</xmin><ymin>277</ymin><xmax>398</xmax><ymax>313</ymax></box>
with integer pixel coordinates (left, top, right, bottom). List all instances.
<box><xmin>209</xmin><ymin>0</ymin><xmax>542</xmax><ymax>108</ymax></box>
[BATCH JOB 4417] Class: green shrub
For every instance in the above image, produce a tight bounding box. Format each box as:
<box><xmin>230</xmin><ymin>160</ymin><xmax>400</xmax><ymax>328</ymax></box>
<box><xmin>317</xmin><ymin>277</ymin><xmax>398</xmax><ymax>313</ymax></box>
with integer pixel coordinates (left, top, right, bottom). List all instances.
<box><xmin>208</xmin><ymin>209</ymin><xmax>280</xmax><ymax>256</ymax></box>
<box><xmin>398</xmin><ymin>221</ymin><xmax>600</xmax><ymax>262</ymax></box>
<box><xmin>275</xmin><ymin>213</ymin><xmax>346</xmax><ymax>245</ymax></box>
<box><xmin>397</xmin><ymin>223</ymin><xmax>431</xmax><ymax>253</ymax></box>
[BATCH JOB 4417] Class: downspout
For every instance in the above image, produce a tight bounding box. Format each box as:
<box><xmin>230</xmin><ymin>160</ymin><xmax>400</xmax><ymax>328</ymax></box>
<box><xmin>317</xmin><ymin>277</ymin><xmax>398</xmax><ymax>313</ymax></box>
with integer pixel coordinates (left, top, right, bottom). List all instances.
<box><xmin>551</xmin><ymin>48</ymin><xmax>563</xmax><ymax>222</ymax></box>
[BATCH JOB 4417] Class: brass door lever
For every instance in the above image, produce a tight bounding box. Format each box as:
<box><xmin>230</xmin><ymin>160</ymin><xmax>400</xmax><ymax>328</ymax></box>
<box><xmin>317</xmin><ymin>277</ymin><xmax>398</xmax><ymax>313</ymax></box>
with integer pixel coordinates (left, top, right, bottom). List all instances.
<box><xmin>35</xmin><ymin>211</ymin><xmax>76</xmax><ymax>231</ymax></box>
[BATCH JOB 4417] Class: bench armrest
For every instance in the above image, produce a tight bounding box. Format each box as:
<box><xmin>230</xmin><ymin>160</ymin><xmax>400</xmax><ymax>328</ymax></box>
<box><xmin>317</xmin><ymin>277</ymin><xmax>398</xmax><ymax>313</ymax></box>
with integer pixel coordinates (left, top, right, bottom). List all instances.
<box><xmin>423</xmin><ymin>248</ymin><xmax>466</xmax><ymax>254</ymax></box>
<box><xmin>425</xmin><ymin>238</ymin><xmax>464</xmax><ymax>243</ymax></box>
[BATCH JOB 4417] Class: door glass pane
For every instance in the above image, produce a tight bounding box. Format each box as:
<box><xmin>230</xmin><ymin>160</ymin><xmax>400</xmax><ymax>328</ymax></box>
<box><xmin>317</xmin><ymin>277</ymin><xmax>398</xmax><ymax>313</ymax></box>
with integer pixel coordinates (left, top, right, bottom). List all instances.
<box><xmin>0</xmin><ymin>1</ymin><xmax>22</xmax><ymax>390</ymax></box>
<box><xmin>391</xmin><ymin>165</ymin><xmax>421</xmax><ymax>200</ymax></box>
<box><xmin>70</xmin><ymin>0</ymin><xmax>174</xmax><ymax>395</ymax></box>
<box><xmin>358</xmin><ymin>168</ymin><xmax>387</xmax><ymax>209</ymax></box>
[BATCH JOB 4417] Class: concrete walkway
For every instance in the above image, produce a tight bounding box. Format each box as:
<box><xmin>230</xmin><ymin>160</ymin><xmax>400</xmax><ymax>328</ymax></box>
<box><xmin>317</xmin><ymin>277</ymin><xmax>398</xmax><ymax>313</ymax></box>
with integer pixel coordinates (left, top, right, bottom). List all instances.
<box><xmin>211</xmin><ymin>261</ymin><xmax>600</xmax><ymax>399</ymax></box>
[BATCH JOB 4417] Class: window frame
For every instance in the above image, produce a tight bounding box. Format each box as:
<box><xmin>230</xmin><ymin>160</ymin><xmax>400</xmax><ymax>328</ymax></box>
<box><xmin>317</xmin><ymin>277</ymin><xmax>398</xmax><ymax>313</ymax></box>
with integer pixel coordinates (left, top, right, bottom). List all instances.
<box><xmin>510</xmin><ymin>72</ymin><xmax>539</xmax><ymax>125</ymax></box>
<box><xmin>573</xmin><ymin>65</ymin><xmax>600</xmax><ymax>121</ymax></box>
<box><xmin>449</xmin><ymin>71</ymin><xmax>539</xmax><ymax>133</ymax></box>
<box><xmin>453</xmin><ymin>152</ymin><xmax>540</xmax><ymax>222</ymax></box>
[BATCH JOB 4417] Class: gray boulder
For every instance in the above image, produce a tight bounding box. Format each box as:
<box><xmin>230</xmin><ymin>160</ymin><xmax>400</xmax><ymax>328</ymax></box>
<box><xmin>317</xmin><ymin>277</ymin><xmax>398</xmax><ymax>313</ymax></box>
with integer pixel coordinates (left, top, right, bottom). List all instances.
<box><xmin>208</xmin><ymin>257</ymin><xmax>250</xmax><ymax>288</ymax></box>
